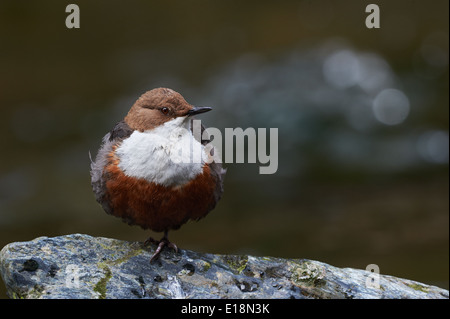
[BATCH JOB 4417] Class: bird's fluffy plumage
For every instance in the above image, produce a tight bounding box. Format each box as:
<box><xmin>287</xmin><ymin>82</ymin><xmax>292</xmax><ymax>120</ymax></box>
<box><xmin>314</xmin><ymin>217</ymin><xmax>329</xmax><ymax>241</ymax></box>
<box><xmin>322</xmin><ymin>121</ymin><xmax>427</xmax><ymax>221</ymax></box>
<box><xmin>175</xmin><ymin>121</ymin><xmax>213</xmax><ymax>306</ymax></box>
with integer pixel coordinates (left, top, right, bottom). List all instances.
<box><xmin>90</xmin><ymin>88</ymin><xmax>225</xmax><ymax>234</ymax></box>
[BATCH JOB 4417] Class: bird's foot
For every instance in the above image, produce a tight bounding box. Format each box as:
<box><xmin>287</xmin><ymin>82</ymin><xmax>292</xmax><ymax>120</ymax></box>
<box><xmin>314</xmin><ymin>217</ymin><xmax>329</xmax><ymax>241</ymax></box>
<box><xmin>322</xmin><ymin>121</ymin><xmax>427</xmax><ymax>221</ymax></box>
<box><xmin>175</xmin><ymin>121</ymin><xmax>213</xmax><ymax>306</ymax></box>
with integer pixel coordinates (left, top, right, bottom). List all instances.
<box><xmin>144</xmin><ymin>232</ymin><xmax>178</xmax><ymax>263</ymax></box>
<box><xmin>143</xmin><ymin>236</ymin><xmax>159</xmax><ymax>246</ymax></box>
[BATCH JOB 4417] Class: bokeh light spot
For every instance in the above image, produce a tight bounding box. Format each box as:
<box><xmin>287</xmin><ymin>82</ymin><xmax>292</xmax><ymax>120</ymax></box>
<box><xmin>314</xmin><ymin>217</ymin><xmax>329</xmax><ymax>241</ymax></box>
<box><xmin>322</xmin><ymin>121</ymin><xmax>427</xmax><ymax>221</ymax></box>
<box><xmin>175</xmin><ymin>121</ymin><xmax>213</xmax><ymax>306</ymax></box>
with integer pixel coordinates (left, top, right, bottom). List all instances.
<box><xmin>417</xmin><ymin>130</ymin><xmax>449</xmax><ymax>164</ymax></box>
<box><xmin>372</xmin><ymin>88</ymin><xmax>410</xmax><ymax>125</ymax></box>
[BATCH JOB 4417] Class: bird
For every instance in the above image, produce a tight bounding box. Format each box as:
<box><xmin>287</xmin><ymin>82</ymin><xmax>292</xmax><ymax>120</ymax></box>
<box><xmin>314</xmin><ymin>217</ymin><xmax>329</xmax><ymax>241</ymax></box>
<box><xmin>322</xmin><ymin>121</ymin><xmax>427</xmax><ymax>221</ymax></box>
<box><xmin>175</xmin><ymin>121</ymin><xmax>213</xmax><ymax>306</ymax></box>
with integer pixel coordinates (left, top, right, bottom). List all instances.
<box><xmin>90</xmin><ymin>88</ymin><xmax>225</xmax><ymax>262</ymax></box>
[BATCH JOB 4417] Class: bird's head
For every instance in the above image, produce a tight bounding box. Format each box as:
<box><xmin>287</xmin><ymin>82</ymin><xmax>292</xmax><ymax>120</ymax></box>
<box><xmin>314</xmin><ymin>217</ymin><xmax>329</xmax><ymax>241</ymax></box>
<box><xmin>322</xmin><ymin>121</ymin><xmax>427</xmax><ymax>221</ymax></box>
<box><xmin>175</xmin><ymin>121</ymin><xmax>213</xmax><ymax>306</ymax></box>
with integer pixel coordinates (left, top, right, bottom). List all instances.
<box><xmin>124</xmin><ymin>88</ymin><xmax>211</xmax><ymax>131</ymax></box>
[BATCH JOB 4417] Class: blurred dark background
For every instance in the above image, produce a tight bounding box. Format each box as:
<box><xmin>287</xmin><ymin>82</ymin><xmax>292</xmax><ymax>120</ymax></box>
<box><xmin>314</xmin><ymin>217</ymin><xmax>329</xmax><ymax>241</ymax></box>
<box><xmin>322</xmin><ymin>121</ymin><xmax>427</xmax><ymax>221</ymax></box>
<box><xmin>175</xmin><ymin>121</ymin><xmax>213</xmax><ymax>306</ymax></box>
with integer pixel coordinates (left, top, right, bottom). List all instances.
<box><xmin>0</xmin><ymin>0</ymin><xmax>448</xmax><ymax>298</ymax></box>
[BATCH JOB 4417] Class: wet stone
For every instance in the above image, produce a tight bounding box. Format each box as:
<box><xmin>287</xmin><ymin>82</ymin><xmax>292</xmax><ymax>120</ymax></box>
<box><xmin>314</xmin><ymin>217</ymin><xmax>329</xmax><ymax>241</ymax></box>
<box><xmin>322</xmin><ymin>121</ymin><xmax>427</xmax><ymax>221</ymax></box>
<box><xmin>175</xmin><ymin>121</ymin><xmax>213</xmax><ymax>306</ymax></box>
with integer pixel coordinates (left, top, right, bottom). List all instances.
<box><xmin>0</xmin><ymin>234</ymin><xmax>448</xmax><ymax>299</ymax></box>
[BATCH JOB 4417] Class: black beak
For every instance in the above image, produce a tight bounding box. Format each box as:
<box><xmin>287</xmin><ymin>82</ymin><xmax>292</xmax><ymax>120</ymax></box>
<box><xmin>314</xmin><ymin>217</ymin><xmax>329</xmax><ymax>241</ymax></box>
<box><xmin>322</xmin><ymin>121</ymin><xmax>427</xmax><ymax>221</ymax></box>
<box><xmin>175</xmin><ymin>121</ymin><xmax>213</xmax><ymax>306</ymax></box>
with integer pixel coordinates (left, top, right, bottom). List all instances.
<box><xmin>186</xmin><ymin>106</ymin><xmax>212</xmax><ymax>116</ymax></box>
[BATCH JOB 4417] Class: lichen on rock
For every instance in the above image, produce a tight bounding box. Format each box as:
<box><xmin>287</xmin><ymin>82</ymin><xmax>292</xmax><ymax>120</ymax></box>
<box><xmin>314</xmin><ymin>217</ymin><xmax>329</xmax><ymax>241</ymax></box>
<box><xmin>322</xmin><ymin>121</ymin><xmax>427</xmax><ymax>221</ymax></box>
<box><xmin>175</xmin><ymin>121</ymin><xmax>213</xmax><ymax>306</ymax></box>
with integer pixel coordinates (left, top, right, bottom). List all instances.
<box><xmin>0</xmin><ymin>234</ymin><xmax>448</xmax><ymax>299</ymax></box>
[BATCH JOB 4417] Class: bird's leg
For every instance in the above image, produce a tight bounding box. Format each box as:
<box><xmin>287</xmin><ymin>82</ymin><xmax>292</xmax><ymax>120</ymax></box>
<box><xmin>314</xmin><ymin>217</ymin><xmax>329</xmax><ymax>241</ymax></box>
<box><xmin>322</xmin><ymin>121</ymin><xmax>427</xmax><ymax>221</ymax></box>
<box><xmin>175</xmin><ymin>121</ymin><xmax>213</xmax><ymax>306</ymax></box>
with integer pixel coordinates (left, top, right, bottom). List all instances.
<box><xmin>149</xmin><ymin>230</ymin><xmax>179</xmax><ymax>263</ymax></box>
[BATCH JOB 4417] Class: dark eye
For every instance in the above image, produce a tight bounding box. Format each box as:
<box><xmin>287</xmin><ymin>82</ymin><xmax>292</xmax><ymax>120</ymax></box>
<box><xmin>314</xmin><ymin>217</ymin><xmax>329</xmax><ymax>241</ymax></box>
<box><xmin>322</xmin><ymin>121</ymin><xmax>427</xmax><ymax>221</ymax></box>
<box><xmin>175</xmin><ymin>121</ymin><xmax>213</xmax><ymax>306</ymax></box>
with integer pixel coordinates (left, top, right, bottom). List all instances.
<box><xmin>161</xmin><ymin>107</ymin><xmax>169</xmax><ymax>115</ymax></box>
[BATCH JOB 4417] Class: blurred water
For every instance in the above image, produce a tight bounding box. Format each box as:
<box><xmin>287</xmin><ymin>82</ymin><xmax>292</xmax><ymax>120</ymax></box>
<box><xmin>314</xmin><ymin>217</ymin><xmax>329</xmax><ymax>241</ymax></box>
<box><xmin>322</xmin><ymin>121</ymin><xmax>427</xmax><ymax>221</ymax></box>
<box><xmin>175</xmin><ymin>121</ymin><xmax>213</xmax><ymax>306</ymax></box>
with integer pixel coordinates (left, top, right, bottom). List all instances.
<box><xmin>191</xmin><ymin>41</ymin><xmax>448</xmax><ymax>180</ymax></box>
<box><xmin>0</xmin><ymin>0</ymin><xmax>448</xmax><ymax>298</ymax></box>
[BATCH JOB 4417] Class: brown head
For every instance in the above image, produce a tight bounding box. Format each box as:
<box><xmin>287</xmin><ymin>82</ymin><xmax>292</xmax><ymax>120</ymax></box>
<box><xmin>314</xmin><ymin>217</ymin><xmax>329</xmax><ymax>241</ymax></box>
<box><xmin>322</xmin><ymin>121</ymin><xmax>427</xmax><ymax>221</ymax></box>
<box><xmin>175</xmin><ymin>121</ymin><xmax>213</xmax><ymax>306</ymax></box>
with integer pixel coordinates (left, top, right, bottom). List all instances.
<box><xmin>124</xmin><ymin>88</ymin><xmax>211</xmax><ymax>131</ymax></box>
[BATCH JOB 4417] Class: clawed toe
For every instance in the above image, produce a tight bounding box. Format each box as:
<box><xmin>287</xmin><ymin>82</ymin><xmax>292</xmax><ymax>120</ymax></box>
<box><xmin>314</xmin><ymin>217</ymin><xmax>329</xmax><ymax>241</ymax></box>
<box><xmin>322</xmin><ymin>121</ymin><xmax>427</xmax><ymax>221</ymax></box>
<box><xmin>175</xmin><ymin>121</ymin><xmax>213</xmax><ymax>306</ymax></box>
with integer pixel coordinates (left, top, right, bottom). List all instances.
<box><xmin>146</xmin><ymin>231</ymin><xmax>178</xmax><ymax>263</ymax></box>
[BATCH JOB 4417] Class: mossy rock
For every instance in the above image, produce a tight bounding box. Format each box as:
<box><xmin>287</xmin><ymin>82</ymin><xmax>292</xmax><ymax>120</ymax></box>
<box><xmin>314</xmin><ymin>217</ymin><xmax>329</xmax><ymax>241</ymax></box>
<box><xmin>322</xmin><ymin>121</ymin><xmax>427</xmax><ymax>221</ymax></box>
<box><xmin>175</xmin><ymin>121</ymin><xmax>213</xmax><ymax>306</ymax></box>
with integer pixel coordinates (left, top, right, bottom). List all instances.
<box><xmin>0</xmin><ymin>234</ymin><xmax>448</xmax><ymax>299</ymax></box>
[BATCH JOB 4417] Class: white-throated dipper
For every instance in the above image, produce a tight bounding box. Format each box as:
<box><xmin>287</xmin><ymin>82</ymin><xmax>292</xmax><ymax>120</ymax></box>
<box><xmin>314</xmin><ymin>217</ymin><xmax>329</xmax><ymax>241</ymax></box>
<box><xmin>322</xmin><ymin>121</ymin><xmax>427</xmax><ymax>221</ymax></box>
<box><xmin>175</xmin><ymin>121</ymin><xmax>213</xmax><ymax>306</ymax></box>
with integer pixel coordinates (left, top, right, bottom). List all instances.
<box><xmin>90</xmin><ymin>88</ymin><xmax>225</xmax><ymax>262</ymax></box>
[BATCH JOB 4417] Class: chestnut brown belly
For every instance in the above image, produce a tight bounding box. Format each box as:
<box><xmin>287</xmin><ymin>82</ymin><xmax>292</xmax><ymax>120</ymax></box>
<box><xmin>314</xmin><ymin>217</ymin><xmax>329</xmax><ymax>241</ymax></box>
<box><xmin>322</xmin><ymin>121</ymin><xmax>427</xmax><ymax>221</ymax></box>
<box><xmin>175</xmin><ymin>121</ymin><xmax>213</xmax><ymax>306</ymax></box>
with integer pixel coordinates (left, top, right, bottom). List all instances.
<box><xmin>103</xmin><ymin>153</ymin><xmax>218</xmax><ymax>232</ymax></box>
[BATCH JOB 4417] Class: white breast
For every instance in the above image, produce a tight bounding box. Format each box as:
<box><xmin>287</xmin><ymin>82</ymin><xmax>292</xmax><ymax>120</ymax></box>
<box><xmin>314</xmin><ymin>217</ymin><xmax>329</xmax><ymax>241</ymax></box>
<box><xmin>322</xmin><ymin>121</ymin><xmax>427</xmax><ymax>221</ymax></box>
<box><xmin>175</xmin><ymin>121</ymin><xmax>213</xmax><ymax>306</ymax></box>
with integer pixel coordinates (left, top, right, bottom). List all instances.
<box><xmin>115</xmin><ymin>117</ymin><xmax>205</xmax><ymax>187</ymax></box>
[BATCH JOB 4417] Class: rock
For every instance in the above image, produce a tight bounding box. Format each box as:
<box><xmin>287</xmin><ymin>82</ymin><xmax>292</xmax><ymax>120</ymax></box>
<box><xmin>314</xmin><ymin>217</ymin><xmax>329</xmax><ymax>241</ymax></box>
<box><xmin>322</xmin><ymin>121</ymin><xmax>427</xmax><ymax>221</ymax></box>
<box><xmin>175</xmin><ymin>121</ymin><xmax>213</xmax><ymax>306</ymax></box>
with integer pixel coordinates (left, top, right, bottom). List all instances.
<box><xmin>0</xmin><ymin>234</ymin><xmax>447</xmax><ymax>299</ymax></box>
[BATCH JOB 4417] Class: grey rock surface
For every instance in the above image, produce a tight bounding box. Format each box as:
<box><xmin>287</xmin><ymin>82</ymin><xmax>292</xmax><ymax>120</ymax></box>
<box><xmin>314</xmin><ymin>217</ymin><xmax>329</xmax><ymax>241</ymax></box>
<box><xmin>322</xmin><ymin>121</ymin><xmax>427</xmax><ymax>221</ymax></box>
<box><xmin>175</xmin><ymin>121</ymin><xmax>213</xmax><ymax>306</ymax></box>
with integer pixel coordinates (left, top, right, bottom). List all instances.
<box><xmin>0</xmin><ymin>234</ymin><xmax>448</xmax><ymax>299</ymax></box>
